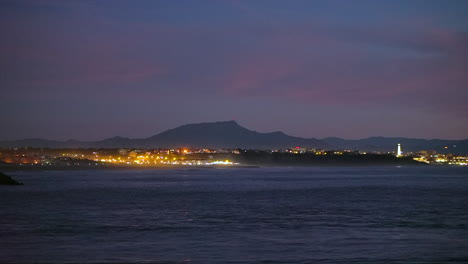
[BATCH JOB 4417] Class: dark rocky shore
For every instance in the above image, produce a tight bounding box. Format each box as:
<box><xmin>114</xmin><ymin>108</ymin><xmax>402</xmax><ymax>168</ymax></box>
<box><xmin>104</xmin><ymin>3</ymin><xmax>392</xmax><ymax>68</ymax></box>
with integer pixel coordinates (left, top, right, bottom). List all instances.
<box><xmin>0</xmin><ymin>172</ymin><xmax>23</xmax><ymax>185</ymax></box>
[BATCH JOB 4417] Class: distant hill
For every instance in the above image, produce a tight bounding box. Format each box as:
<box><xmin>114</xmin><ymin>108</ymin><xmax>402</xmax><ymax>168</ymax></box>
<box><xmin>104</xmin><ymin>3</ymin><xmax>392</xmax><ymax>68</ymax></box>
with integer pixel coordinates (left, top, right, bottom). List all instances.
<box><xmin>0</xmin><ymin>121</ymin><xmax>328</xmax><ymax>149</ymax></box>
<box><xmin>0</xmin><ymin>120</ymin><xmax>467</xmax><ymax>154</ymax></box>
<box><xmin>322</xmin><ymin>137</ymin><xmax>468</xmax><ymax>154</ymax></box>
<box><xmin>145</xmin><ymin>121</ymin><xmax>328</xmax><ymax>149</ymax></box>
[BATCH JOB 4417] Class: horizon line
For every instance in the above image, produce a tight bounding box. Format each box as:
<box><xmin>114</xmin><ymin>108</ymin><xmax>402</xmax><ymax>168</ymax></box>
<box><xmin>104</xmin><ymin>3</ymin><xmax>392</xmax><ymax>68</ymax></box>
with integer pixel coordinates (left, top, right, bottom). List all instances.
<box><xmin>1</xmin><ymin>120</ymin><xmax>466</xmax><ymax>142</ymax></box>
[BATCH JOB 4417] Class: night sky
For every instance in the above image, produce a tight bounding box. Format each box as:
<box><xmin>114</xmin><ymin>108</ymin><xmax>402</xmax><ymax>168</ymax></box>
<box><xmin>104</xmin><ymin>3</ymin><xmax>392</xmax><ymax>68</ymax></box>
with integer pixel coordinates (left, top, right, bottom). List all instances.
<box><xmin>1</xmin><ymin>0</ymin><xmax>467</xmax><ymax>141</ymax></box>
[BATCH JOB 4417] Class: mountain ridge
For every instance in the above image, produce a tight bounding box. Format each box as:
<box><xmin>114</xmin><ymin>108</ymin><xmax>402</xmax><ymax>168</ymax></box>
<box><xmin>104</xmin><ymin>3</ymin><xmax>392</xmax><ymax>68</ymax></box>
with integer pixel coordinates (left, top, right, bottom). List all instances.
<box><xmin>0</xmin><ymin>121</ymin><xmax>467</xmax><ymax>154</ymax></box>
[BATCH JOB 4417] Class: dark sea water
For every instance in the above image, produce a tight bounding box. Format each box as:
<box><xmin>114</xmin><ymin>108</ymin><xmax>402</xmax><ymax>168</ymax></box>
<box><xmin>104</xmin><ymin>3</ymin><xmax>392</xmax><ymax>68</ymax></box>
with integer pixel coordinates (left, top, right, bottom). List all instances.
<box><xmin>1</xmin><ymin>166</ymin><xmax>468</xmax><ymax>264</ymax></box>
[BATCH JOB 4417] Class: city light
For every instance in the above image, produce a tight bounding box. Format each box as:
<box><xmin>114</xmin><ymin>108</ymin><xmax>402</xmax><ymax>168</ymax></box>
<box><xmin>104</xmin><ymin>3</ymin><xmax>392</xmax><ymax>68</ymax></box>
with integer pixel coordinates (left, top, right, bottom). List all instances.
<box><xmin>1</xmin><ymin>147</ymin><xmax>467</xmax><ymax>167</ymax></box>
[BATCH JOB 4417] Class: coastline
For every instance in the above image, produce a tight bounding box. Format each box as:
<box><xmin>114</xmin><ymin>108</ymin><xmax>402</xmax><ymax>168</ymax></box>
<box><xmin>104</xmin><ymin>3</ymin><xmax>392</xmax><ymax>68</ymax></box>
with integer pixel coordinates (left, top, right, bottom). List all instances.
<box><xmin>0</xmin><ymin>163</ymin><xmax>259</xmax><ymax>172</ymax></box>
<box><xmin>0</xmin><ymin>161</ymin><xmax>427</xmax><ymax>172</ymax></box>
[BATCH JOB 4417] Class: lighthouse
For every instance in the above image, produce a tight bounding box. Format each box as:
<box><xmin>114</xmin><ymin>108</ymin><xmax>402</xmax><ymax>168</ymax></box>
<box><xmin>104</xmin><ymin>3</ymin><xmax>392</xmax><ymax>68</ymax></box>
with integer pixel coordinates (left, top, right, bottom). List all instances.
<box><xmin>397</xmin><ymin>143</ymin><xmax>402</xmax><ymax>157</ymax></box>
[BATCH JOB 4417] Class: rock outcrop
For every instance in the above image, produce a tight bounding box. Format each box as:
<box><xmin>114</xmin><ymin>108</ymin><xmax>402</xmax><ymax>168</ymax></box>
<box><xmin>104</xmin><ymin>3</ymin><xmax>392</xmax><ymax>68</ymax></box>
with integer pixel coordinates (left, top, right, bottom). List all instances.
<box><xmin>0</xmin><ymin>172</ymin><xmax>23</xmax><ymax>185</ymax></box>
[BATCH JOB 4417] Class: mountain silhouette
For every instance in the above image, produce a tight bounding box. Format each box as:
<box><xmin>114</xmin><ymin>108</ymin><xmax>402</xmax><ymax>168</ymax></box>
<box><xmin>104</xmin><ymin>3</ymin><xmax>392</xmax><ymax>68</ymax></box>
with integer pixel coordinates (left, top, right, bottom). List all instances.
<box><xmin>143</xmin><ymin>120</ymin><xmax>327</xmax><ymax>149</ymax></box>
<box><xmin>0</xmin><ymin>120</ymin><xmax>467</xmax><ymax>153</ymax></box>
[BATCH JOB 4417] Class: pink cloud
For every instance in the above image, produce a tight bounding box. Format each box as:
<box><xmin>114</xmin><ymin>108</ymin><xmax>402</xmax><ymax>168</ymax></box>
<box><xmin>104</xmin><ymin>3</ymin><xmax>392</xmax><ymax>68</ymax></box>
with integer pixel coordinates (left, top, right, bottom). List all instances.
<box><xmin>217</xmin><ymin>23</ymin><xmax>468</xmax><ymax>115</ymax></box>
<box><xmin>1</xmin><ymin>5</ymin><xmax>466</xmax><ymax>116</ymax></box>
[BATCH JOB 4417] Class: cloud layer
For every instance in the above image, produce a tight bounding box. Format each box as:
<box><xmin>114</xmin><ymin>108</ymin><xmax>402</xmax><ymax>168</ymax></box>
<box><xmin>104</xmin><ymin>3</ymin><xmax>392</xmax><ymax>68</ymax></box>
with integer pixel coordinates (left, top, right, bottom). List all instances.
<box><xmin>1</xmin><ymin>0</ymin><xmax>467</xmax><ymax>140</ymax></box>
